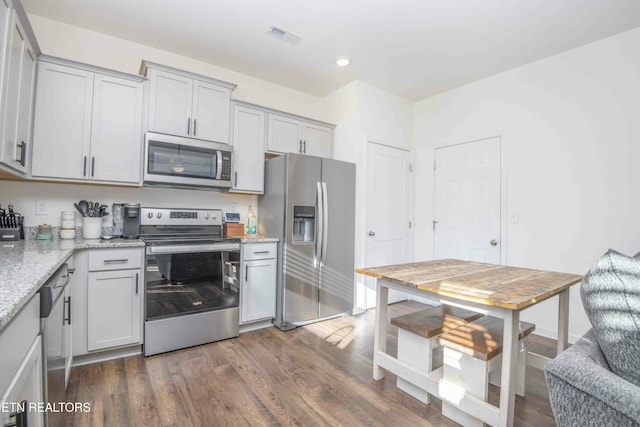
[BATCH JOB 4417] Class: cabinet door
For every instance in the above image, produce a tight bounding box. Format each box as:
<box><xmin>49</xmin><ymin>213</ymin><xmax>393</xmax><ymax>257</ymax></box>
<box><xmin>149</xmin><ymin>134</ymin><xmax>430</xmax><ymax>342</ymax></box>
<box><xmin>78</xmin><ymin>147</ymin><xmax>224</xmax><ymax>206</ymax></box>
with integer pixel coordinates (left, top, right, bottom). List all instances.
<box><xmin>12</xmin><ymin>41</ymin><xmax>35</xmax><ymax>172</ymax></box>
<box><xmin>31</xmin><ymin>62</ymin><xmax>94</xmax><ymax>179</ymax></box>
<box><xmin>90</xmin><ymin>74</ymin><xmax>143</xmax><ymax>183</ymax></box>
<box><xmin>0</xmin><ymin>9</ymin><xmax>27</xmax><ymax>171</ymax></box>
<box><xmin>147</xmin><ymin>68</ymin><xmax>192</xmax><ymax>137</ymax></box>
<box><xmin>0</xmin><ymin>336</ymin><xmax>44</xmax><ymax>427</ymax></box>
<box><xmin>303</xmin><ymin>122</ymin><xmax>332</xmax><ymax>158</ymax></box>
<box><xmin>0</xmin><ymin>0</ymin><xmax>11</xmax><ymax>92</ymax></box>
<box><xmin>192</xmin><ymin>80</ymin><xmax>231</xmax><ymax>143</ymax></box>
<box><xmin>266</xmin><ymin>113</ymin><xmax>303</xmax><ymax>154</ymax></box>
<box><xmin>230</xmin><ymin>105</ymin><xmax>265</xmax><ymax>194</ymax></box>
<box><xmin>87</xmin><ymin>269</ymin><xmax>142</xmax><ymax>351</ymax></box>
<box><xmin>241</xmin><ymin>259</ymin><xmax>276</xmax><ymax>323</ymax></box>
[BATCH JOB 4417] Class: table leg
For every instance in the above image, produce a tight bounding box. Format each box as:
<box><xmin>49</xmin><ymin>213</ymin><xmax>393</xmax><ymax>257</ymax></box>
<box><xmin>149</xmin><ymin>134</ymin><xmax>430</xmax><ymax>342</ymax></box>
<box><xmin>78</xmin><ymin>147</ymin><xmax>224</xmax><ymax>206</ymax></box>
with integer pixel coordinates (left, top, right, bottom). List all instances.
<box><xmin>498</xmin><ymin>309</ymin><xmax>519</xmax><ymax>427</ymax></box>
<box><xmin>557</xmin><ymin>289</ymin><xmax>570</xmax><ymax>354</ymax></box>
<box><xmin>373</xmin><ymin>280</ymin><xmax>388</xmax><ymax>380</ymax></box>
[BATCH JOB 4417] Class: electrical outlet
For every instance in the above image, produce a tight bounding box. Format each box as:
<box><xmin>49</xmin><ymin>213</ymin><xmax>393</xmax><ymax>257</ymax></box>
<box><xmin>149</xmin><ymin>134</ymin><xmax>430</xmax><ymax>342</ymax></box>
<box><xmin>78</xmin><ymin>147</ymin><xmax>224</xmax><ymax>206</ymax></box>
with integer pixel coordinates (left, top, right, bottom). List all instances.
<box><xmin>36</xmin><ymin>200</ymin><xmax>48</xmax><ymax>215</ymax></box>
<box><xmin>230</xmin><ymin>204</ymin><xmax>237</xmax><ymax>213</ymax></box>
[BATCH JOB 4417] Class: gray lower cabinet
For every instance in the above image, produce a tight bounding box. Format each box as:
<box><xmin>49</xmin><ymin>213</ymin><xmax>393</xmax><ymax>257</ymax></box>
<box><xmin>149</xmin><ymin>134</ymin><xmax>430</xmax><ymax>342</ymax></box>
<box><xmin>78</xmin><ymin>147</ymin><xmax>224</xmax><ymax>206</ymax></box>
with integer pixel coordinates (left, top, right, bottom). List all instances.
<box><xmin>0</xmin><ymin>295</ymin><xmax>44</xmax><ymax>427</ymax></box>
<box><xmin>73</xmin><ymin>247</ymin><xmax>144</xmax><ymax>356</ymax></box>
<box><xmin>241</xmin><ymin>243</ymin><xmax>277</xmax><ymax>323</ymax></box>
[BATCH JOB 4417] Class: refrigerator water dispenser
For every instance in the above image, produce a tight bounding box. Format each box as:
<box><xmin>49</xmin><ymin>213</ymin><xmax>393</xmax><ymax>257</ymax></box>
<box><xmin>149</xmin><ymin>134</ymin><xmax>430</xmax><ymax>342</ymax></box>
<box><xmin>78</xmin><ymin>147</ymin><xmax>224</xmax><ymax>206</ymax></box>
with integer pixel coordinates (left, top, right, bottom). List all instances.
<box><xmin>292</xmin><ymin>205</ymin><xmax>315</xmax><ymax>243</ymax></box>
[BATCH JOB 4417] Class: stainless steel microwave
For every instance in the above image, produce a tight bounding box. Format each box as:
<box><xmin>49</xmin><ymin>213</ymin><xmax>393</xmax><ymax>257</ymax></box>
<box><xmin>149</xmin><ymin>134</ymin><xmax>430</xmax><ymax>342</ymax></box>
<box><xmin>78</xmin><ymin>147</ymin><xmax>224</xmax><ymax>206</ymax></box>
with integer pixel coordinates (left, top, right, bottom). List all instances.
<box><xmin>143</xmin><ymin>132</ymin><xmax>233</xmax><ymax>189</ymax></box>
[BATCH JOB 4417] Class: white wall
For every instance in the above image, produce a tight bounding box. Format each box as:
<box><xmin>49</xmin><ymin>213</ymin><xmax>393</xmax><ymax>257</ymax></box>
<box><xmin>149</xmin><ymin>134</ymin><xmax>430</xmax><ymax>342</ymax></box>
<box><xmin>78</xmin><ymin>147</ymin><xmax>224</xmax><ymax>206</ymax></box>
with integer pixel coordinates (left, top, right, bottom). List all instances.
<box><xmin>327</xmin><ymin>81</ymin><xmax>414</xmax><ymax>311</ymax></box>
<box><xmin>414</xmin><ymin>28</ymin><xmax>640</xmax><ymax>341</ymax></box>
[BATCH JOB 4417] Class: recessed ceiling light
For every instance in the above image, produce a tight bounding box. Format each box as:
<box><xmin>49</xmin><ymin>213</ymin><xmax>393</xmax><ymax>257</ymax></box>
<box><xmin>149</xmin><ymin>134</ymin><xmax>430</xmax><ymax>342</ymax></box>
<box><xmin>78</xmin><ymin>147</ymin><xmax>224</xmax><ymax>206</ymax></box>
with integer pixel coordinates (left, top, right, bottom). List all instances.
<box><xmin>335</xmin><ymin>56</ymin><xmax>351</xmax><ymax>67</ymax></box>
<box><xmin>266</xmin><ymin>26</ymin><xmax>302</xmax><ymax>45</ymax></box>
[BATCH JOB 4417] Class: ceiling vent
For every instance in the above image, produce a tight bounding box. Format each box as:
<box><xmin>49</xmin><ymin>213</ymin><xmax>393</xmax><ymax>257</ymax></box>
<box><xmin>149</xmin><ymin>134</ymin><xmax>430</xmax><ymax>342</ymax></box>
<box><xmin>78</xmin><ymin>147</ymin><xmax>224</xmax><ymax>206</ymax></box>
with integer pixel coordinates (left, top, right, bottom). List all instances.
<box><xmin>266</xmin><ymin>26</ymin><xmax>302</xmax><ymax>45</ymax></box>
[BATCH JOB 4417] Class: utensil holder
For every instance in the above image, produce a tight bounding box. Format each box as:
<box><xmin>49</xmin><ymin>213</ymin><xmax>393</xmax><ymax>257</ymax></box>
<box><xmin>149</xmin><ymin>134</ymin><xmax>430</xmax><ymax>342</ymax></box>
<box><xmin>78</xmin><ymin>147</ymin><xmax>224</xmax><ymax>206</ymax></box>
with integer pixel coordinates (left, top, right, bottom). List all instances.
<box><xmin>82</xmin><ymin>217</ymin><xmax>103</xmax><ymax>239</ymax></box>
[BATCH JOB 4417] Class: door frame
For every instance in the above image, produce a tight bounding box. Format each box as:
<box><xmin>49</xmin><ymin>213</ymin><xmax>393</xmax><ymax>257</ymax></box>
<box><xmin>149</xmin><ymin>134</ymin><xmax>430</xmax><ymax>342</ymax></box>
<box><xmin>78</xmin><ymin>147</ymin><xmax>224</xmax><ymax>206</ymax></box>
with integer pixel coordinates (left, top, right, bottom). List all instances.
<box><xmin>433</xmin><ymin>133</ymin><xmax>508</xmax><ymax>265</ymax></box>
<box><xmin>361</xmin><ymin>138</ymin><xmax>415</xmax><ymax>310</ymax></box>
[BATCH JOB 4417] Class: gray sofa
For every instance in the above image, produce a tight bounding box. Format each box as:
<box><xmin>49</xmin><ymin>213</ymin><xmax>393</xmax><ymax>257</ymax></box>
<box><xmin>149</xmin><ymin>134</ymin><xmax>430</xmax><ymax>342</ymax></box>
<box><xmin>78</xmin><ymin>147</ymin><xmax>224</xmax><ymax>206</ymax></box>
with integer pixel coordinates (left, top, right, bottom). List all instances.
<box><xmin>544</xmin><ymin>249</ymin><xmax>640</xmax><ymax>426</ymax></box>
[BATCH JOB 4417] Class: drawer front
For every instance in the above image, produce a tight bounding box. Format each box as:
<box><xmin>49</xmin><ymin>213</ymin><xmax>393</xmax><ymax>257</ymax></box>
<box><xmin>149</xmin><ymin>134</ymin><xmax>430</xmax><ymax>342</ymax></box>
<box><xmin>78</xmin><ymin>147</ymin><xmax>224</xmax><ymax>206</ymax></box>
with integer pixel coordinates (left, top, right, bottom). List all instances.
<box><xmin>243</xmin><ymin>243</ymin><xmax>277</xmax><ymax>261</ymax></box>
<box><xmin>89</xmin><ymin>248</ymin><xmax>143</xmax><ymax>271</ymax></box>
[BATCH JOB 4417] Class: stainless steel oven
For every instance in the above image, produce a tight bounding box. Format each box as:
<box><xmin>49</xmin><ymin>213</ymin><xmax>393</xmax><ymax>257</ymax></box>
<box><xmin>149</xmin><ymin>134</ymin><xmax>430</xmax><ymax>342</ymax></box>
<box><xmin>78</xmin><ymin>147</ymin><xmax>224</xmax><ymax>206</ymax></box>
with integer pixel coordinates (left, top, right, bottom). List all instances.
<box><xmin>141</xmin><ymin>207</ymin><xmax>240</xmax><ymax>356</ymax></box>
<box><xmin>144</xmin><ymin>132</ymin><xmax>233</xmax><ymax>189</ymax></box>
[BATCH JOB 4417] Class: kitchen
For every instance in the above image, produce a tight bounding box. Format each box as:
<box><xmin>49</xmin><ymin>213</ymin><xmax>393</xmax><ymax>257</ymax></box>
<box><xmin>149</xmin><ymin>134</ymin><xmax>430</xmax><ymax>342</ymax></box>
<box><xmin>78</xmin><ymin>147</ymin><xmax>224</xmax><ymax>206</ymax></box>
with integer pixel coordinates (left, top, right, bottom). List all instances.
<box><xmin>2</xmin><ymin>0</ymin><xmax>640</xmax><ymax>426</ymax></box>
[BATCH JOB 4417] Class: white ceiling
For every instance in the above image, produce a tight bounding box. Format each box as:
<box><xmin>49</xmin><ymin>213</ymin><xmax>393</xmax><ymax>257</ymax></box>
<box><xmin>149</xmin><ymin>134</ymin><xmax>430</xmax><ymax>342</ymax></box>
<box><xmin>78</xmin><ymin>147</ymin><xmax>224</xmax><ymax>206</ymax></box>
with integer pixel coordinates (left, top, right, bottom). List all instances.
<box><xmin>21</xmin><ymin>0</ymin><xmax>640</xmax><ymax>101</ymax></box>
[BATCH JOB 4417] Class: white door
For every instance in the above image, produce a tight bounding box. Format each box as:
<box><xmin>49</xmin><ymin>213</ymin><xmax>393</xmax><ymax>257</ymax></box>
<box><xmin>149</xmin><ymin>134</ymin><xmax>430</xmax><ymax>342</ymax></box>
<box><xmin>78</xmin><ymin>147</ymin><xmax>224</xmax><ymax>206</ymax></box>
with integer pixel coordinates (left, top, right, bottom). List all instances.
<box><xmin>230</xmin><ymin>104</ymin><xmax>265</xmax><ymax>194</ymax></box>
<box><xmin>434</xmin><ymin>137</ymin><xmax>501</xmax><ymax>263</ymax></box>
<box><xmin>31</xmin><ymin>62</ymin><xmax>94</xmax><ymax>179</ymax></box>
<box><xmin>90</xmin><ymin>74</ymin><xmax>143</xmax><ymax>183</ymax></box>
<box><xmin>303</xmin><ymin>123</ymin><xmax>332</xmax><ymax>157</ymax></box>
<box><xmin>364</xmin><ymin>142</ymin><xmax>413</xmax><ymax>308</ymax></box>
<box><xmin>147</xmin><ymin>69</ymin><xmax>192</xmax><ymax>137</ymax></box>
<box><xmin>192</xmin><ymin>80</ymin><xmax>231</xmax><ymax>143</ymax></box>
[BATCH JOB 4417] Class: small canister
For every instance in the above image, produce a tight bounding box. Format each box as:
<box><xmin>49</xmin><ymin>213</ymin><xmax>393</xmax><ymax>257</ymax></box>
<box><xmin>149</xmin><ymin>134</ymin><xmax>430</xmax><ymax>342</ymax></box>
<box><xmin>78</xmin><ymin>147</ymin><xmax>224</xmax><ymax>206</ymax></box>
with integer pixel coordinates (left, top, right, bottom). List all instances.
<box><xmin>60</xmin><ymin>211</ymin><xmax>76</xmax><ymax>239</ymax></box>
<box><xmin>36</xmin><ymin>224</ymin><xmax>53</xmax><ymax>240</ymax></box>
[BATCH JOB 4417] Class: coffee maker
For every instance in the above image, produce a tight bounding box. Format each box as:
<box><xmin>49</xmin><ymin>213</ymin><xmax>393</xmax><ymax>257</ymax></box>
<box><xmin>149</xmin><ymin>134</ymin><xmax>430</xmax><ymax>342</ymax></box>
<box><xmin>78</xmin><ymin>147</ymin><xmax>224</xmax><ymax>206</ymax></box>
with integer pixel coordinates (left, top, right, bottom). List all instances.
<box><xmin>122</xmin><ymin>203</ymin><xmax>141</xmax><ymax>239</ymax></box>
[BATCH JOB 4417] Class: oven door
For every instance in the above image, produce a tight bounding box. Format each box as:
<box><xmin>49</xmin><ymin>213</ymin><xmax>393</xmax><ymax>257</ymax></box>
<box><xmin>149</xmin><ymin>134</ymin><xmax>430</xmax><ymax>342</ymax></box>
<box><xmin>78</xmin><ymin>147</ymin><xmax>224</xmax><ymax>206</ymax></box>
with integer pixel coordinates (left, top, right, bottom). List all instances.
<box><xmin>145</xmin><ymin>243</ymin><xmax>240</xmax><ymax>321</ymax></box>
<box><xmin>144</xmin><ymin>132</ymin><xmax>232</xmax><ymax>189</ymax></box>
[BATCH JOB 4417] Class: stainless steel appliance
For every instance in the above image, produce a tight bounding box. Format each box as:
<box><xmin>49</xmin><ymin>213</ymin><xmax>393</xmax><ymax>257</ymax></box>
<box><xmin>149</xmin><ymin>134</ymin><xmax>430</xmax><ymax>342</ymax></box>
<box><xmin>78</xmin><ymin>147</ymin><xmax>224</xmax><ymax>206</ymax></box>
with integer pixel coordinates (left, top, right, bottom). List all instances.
<box><xmin>122</xmin><ymin>203</ymin><xmax>140</xmax><ymax>239</ymax></box>
<box><xmin>144</xmin><ymin>132</ymin><xmax>233</xmax><ymax>189</ymax></box>
<box><xmin>141</xmin><ymin>207</ymin><xmax>241</xmax><ymax>356</ymax></box>
<box><xmin>259</xmin><ymin>153</ymin><xmax>356</xmax><ymax>330</ymax></box>
<box><xmin>39</xmin><ymin>263</ymin><xmax>73</xmax><ymax>427</ymax></box>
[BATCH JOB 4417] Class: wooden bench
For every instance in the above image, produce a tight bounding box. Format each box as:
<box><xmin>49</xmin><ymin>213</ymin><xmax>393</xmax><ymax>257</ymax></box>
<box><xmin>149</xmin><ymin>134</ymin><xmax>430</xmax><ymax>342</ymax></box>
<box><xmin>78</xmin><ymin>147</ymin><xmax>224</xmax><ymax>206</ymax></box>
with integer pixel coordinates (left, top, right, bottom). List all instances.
<box><xmin>390</xmin><ymin>305</ymin><xmax>483</xmax><ymax>403</ymax></box>
<box><xmin>438</xmin><ymin>316</ymin><xmax>535</xmax><ymax>427</ymax></box>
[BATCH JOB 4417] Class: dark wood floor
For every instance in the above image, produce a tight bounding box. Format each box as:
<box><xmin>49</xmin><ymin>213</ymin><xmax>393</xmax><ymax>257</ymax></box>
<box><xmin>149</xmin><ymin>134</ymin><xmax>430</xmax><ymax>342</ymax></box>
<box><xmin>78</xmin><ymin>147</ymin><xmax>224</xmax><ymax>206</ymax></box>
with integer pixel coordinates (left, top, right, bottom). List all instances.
<box><xmin>62</xmin><ymin>301</ymin><xmax>558</xmax><ymax>426</ymax></box>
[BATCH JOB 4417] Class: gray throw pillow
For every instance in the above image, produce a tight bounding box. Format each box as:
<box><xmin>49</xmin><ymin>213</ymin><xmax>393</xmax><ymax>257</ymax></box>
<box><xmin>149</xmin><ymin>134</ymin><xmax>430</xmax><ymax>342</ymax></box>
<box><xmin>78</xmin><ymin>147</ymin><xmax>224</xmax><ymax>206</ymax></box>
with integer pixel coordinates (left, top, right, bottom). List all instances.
<box><xmin>580</xmin><ymin>249</ymin><xmax>640</xmax><ymax>387</ymax></box>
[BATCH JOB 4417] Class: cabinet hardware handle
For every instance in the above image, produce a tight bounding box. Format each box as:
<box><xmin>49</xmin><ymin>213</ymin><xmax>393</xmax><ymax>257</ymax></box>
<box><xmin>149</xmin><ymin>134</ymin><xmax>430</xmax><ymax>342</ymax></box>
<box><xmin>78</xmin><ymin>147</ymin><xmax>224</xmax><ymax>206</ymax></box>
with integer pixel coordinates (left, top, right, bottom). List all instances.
<box><xmin>187</xmin><ymin>118</ymin><xmax>191</xmax><ymax>135</ymax></box>
<box><xmin>68</xmin><ymin>268</ymin><xmax>76</xmax><ymax>274</ymax></box>
<box><xmin>91</xmin><ymin>157</ymin><xmax>95</xmax><ymax>177</ymax></box>
<box><xmin>83</xmin><ymin>156</ymin><xmax>87</xmax><ymax>176</ymax></box>
<box><xmin>103</xmin><ymin>259</ymin><xmax>129</xmax><ymax>264</ymax></box>
<box><xmin>253</xmin><ymin>251</ymin><xmax>270</xmax><ymax>254</ymax></box>
<box><xmin>64</xmin><ymin>296</ymin><xmax>72</xmax><ymax>325</ymax></box>
<box><xmin>16</xmin><ymin>141</ymin><xmax>26</xmax><ymax>166</ymax></box>
<box><xmin>245</xmin><ymin>264</ymin><xmax>248</xmax><ymax>282</ymax></box>
<box><xmin>234</xmin><ymin>171</ymin><xmax>238</xmax><ymax>187</ymax></box>
<box><xmin>135</xmin><ymin>273</ymin><xmax>139</xmax><ymax>294</ymax></box>
<box><xmin>193</xmin><ymin>119</ymin><xmax>197</xmax><ymax>136</ymax></box>
<box><xmin>303</xmin><ymin>140</ymin><xmax>306</xmax><ymax>153</ymax></box>
<box><xmin>299</xmin><ymin>140</ymin><xmax>303</xmax><ymax>153</ymax></box>
<box><xmin>6</xmin><ymin>399</ymin><xmax>28</xmax><ymax>427</ymax></box>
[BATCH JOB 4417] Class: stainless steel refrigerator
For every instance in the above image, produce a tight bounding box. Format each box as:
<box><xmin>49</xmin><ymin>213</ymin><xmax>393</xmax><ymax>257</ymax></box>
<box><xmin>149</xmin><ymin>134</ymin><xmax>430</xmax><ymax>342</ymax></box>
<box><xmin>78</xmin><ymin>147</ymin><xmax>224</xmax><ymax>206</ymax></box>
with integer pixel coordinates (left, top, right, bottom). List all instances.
<box><xmin>259</xmin><ymin>153</ymin><xmax>356</xmax><ymax>330</ymax></box>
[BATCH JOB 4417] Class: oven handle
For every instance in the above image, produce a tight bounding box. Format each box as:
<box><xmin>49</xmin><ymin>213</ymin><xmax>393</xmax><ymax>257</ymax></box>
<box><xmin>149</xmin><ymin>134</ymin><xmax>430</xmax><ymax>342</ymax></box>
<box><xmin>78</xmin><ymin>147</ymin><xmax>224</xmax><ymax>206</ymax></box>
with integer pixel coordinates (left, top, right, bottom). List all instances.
<box><xmin>148</xmin><ymin>243</ymin><xmax>240</xmax><ymax>254</ymax></box>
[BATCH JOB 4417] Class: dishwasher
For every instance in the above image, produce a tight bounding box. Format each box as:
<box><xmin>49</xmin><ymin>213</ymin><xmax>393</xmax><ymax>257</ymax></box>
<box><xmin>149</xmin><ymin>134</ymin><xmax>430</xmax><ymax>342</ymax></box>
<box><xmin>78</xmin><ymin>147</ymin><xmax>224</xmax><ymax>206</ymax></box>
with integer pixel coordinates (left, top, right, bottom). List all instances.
<box><xmin>39</xmin><ymin>262</ymin><xmax>72</xmax><ymax>427</ymax></box>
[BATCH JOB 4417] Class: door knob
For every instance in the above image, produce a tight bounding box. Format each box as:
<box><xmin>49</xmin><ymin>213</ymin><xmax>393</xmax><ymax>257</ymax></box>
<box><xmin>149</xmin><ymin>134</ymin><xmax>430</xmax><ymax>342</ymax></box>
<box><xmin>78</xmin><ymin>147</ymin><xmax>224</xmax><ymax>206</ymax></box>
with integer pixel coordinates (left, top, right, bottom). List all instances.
<box><xmin>490</xmin><ymin>239</ymin><xmax>498</xmax><ymax>246</ymax></box>
<box><xmin>368</xmin><ymin>231</ymin><xmax>376</xmax><ymax>237</ymax></box>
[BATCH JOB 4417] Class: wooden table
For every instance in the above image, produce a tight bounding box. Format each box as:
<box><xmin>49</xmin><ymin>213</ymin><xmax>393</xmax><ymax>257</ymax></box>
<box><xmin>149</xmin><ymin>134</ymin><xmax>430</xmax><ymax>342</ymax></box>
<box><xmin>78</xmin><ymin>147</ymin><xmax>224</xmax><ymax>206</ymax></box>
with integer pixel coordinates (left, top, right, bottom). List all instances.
<box><xmin>356</xmin><ymin>259</ymin><xmax>582</xmax><ymax>427</ymax></box>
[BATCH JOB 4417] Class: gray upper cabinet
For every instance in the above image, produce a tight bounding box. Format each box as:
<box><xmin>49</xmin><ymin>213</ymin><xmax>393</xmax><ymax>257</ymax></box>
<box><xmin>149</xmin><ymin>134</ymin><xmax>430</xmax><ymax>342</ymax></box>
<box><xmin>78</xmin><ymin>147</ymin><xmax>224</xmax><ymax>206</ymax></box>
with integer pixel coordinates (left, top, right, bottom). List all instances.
<box><xmin>266</xmin><ymin>112</ymin><xmax>333</xmax><ymax>157</ymax></box>
<box><xmin>0</xmin><ymin>0</ymin><xmax>38</xmax><ymax>175</ymax></box>
<box><xmin>31</xmin><ymin>57</ymin><xmax>145</xmax><ymax>185</ymax></box>
<box><xmin>230</xmin><ymin>102</ymin><xmax>266</xmax><ymax>194</ymax></box>
<box><xmin>141</xmin><ymin>61</ymin><xmax>236</xmax><ymax>144</ymax></box>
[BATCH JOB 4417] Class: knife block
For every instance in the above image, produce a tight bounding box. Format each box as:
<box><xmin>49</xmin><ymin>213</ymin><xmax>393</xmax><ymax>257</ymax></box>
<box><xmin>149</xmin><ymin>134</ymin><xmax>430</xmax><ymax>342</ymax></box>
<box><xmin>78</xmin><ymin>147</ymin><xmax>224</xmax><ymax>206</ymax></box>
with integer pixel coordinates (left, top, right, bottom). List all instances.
<box><xmin>0</xmin><ymin>217</ymin><xmax>24</xmax><ymax>241</ymax></box>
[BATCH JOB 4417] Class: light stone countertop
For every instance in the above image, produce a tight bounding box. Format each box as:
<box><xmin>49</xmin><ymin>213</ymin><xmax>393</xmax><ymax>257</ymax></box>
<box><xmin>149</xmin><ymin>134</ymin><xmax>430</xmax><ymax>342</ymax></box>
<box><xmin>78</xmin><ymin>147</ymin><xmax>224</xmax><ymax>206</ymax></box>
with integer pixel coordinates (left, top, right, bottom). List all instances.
<box><xmin>0</xmin><ymin>237</ymin><xmax>145</xmax><ymax>333</ymax></box>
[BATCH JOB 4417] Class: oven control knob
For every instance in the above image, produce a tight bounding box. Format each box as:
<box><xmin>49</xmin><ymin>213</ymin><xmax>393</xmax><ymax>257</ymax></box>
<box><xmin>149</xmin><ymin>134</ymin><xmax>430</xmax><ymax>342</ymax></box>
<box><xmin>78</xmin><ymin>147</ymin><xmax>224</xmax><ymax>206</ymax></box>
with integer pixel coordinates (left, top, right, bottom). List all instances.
<box><xmin>204</xmin><ymin>213</ymin><xmax>210</xmax><ymax>219</ymax></box>
<box><xmin>156</xmin><ymin>212</ymin><xmax>162</xmax><ymax>219</ymax></box>
<box><xmin>211</xmin><ymin>212</ymin><xmax>217</xmax><ymax>219</ymax></box>
<box><xmin>147</xmin><ymin>212</ymin><xmax>153</xmax><ymax>219</ymax></box>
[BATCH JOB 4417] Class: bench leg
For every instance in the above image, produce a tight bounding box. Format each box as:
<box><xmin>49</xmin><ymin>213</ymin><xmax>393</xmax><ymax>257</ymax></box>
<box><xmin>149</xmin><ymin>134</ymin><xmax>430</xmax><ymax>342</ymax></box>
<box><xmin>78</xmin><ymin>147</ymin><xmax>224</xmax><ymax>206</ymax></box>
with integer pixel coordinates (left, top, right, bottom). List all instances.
<box><xmin>396</xmin><ymin>329</ymin><xmax>434</xmax><ymax>404</ymax></box>
<box><xmin>441</xmin><ymin>347</ymin><xmax>488</xmax><ymax>427</ymax></box>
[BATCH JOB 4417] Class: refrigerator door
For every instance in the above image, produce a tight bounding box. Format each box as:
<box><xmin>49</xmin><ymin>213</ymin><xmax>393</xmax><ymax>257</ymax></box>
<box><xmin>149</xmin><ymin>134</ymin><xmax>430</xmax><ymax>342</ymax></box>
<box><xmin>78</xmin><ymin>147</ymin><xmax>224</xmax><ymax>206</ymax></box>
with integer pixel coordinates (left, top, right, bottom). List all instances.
<box><xmin>283</xmin><ymin>154</ymin><xmax>322</xmax><ymax>325</ymax></box>
<box><xmin>319</xmin><ymin>158</ymin><xmax>356</xmax><ymax>318</ymax></box>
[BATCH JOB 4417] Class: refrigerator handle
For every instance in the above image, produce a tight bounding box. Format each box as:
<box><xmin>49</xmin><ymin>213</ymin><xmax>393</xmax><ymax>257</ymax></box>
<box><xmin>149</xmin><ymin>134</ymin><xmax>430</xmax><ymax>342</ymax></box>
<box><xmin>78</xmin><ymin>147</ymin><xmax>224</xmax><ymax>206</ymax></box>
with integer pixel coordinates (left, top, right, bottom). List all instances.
<box><xmin>321</xmin><ymin>182</ymin><xmax>329</xmax><ymax>266</ymax></box>
<box><xmin>315</xmin><ymin>181</ymin><xmax>324</xmax><ymax>268</ymax></box>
